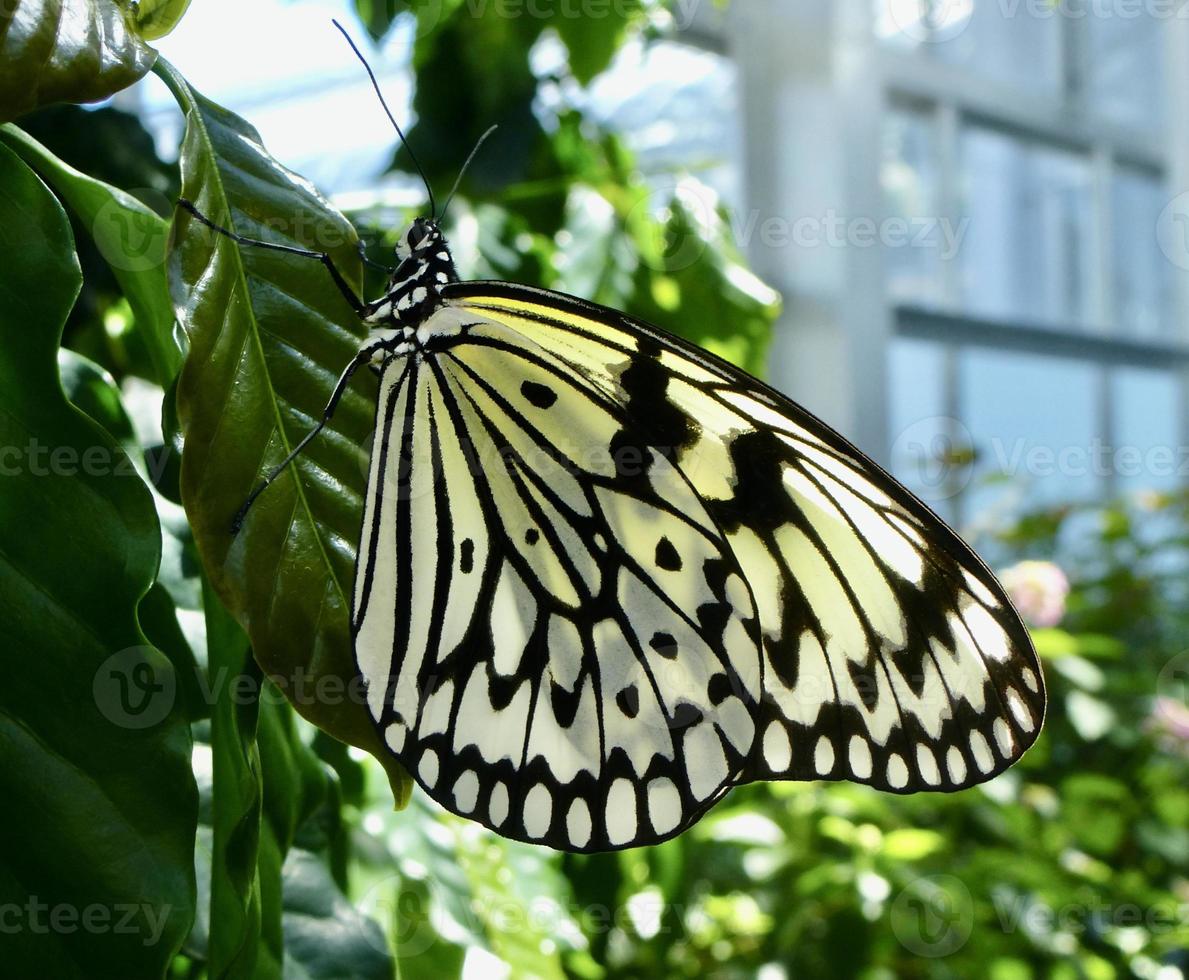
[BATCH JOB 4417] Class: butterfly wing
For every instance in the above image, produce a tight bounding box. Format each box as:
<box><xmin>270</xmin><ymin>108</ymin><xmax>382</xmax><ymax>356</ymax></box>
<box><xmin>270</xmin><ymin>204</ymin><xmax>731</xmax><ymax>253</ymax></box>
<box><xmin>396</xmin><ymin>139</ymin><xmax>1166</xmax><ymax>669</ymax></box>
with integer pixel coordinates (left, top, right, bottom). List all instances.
<box><xmin>352</xmin><ymin>318</ymin><xmax>765</xmax><ymax>851</ymax></box>
<box><xmin>352</xmin><ymin>280</ymin><xmax>1045</xmax><ymax>851</ymax></box>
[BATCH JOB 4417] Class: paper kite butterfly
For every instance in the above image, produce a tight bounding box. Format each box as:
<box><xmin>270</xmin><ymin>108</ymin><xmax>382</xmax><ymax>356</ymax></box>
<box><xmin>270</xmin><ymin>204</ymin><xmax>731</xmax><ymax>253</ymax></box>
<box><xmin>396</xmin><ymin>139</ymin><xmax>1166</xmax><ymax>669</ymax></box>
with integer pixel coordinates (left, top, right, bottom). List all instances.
<box><xmin>180</xmin><ymin>22</ymin><xmax>1045</xmax><ymax>853</ymax></box>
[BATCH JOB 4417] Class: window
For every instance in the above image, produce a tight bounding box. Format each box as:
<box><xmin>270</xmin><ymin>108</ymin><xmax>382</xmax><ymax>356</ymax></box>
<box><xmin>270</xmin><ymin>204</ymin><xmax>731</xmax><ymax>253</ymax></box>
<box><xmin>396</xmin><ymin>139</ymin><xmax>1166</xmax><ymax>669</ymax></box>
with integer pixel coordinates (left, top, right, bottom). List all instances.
<box><xmin>871</xmin><ymin>0</ymin><xmax>1185</xmax><ymax>520</ymax></box>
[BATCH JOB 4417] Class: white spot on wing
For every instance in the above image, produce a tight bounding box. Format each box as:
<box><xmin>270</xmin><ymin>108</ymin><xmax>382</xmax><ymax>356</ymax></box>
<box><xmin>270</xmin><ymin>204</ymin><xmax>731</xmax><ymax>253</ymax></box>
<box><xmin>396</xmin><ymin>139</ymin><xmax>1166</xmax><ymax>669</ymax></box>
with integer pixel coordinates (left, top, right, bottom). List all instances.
<box><xmin>814</xmin><ymin>736</ymin><xmax>835</xmax><ymax>775</ymax></box>
<box><xmin>684</xmin><ymin>723</ymin><xmax>729</xmax><ymax>801</ymax></box>
<box><xmin>1007</xmin><ymin>687</ymin><xmax>1035</xmax><ymax>732</ymax></box>
<box><xmin>523</xmin><ymin>784</ymin><xmax>552</xmax><ymax>839</ymax></box>
<box><xmin>993</xmin><ymin>717</ymin><xmax>1013</xmax><ymax>757</ymax></box>
<box><xmin>969</xmin><ymin>731</ymin><xmax>993</xmax><ymax>773</ymax></box>
<box><xmin>887</xmin><ymin>753</ymin><xmax>908</xmax><ymax>789</ymax></box>
<box><xmin>916</xmin><ymin>745</ymin><xmax>940</xmax><ymax>785</ymax></box>
<box><xmin>420</xmin><ymin>749</ymin><xmax>439</xmax><ymax>788</ymax></box>
<box><xmin>762</xmin><ymin>721</ymin><xmax>791</xmax><ymax>772</ymax></box>
<box><xmin>606</xmin><ymin>778</ymin><xmax>637</xmax><ymax>845</ymax></box>
<box><xmin>647</xmin><ymin>778</ymin><xmax>683</xmax><ymax>836</ymax></box>
<box><xmin>567</xmin><ymin>799</ymin><xmax>592</xmax><ymax>848</ymax></box>
<box><xmin>385</xmin><ymin>722</ymin><xmax>406</xmax><ymax>754</ymax></box>
<box><xmin>848</xmin><ymin>735</ymin><xmax>872</xmax><ymax>779</ymax></box>
<box><xmin>489</xmin><ymin>782</ymin><xmax>509</xmax><ymax>826</ymax></box>
<box><xmin>454</xmin><ymin>771</ymin><xmax>479</xmax><ymax>813</ymax></box>
<box><xmin>946</xmin><ymin>746</ymin><xmax>967</xmax><ymax>784</ymax></box>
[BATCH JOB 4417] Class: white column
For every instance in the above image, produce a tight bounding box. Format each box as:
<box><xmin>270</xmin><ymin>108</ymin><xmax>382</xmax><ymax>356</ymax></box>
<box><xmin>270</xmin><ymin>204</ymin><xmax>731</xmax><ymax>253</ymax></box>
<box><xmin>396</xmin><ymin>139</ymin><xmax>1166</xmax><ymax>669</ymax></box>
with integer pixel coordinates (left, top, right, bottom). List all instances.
<box><xmin>725</xmin><ymin>0</ymin><xmax>893</xmax><ymax>464</ymax></box>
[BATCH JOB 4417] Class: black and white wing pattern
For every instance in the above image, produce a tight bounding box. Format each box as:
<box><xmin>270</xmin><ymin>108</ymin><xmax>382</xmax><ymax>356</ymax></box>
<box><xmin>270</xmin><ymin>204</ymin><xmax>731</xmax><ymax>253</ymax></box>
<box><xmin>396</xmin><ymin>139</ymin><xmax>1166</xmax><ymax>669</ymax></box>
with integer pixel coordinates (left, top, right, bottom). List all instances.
<box><xmin>351</xmin><ymin>281</ymin><xmax>1045</xmax><ymax>852</ymax></box>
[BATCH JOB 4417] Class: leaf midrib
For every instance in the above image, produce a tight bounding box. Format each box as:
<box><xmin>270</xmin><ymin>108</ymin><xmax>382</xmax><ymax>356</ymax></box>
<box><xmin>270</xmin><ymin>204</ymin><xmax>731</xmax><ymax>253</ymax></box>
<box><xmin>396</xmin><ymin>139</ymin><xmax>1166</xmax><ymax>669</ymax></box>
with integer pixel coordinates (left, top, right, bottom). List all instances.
<box><xmin>158</xmin><ymin>58</ymin><xmax>352</xmax><ymax>622</ymax></box>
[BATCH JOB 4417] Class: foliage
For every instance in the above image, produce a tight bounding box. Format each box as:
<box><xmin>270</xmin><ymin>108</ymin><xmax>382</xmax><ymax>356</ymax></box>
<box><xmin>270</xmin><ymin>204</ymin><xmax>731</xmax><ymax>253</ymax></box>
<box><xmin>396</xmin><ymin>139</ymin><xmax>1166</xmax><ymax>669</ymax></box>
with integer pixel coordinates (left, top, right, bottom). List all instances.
<box><xmin>0</xmin><ymin>2</ymin><xmax>1184</xmax><ymax>979</ymax></box>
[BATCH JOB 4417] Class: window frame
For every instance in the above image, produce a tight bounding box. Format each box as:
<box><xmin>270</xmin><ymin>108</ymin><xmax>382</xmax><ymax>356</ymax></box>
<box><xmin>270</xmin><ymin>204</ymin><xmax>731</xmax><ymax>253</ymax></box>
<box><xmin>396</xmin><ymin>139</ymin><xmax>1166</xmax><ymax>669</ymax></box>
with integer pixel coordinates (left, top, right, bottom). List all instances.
<box><xmin>689</xmin><ymin>0</ymin><xmax>1189</xmax><ymax>519</ymax></box>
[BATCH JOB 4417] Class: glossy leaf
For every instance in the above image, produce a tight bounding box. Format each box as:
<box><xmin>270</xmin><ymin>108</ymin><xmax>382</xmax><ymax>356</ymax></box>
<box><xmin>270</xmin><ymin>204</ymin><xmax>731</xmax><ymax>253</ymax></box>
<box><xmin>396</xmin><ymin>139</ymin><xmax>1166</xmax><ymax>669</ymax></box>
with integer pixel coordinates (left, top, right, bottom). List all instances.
<box><xmin>0</xmin><ymin>0</ymin><xmax>156</xmax><ymax>123</ymax></box>
<box><xmin>204</xmin><ymin>576</ymin><xmax>268</xmax><ymax>980</ymax></box>
<box><xmin>2</xmin><ymin>123</ymin><xmax>182</xmax><ymax>388</ymax></box>
<box><xmin>0</xmin><ymin>140</ymin><xmax>195</xmax><ymax>977</ymax></box>
<box><xmin>158</xmin><ymin>58</ymin><xmax>412</xmax><ymax>803</ymax></box>
<box><xmin>129</xmin><ymin>0</ymin><xmax>193</xmax><ymax>40</ymax></box>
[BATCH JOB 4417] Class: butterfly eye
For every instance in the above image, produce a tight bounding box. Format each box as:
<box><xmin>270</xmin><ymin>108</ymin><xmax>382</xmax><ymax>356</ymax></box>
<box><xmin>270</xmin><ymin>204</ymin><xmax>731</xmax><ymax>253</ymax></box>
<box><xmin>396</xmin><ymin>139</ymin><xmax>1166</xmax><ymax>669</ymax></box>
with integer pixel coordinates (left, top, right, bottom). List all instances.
<box><xmin>406</xmin><ymin>223</ymin><xmax>428</xmax><ymax>251</ymax></box>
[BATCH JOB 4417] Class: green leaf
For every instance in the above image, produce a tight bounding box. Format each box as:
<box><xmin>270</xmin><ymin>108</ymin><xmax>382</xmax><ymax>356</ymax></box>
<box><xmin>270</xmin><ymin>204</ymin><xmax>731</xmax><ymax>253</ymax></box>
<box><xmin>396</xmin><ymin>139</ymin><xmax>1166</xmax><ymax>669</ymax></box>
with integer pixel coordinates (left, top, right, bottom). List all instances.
<box><xmin>0</xmin><ymin>0</ymin><xmax>156</xmax><ymax>124</ymax></box>
<box><xmin>156</xmin><ymin>58</ymin><xmax>413</xmax><ymax>803</ymax></box>
<box><xmin>882</xmin><ymin>828</ymin><xmax>946</xmax><ymax>861</ymax></box>
<box><xmin>204</xmin><ymin>576</ymin><xmax>269</xmax><ymax>980</ymax></box>
<box><xmin>129</xmin><ymin>0</ymin><xmax>193</xmax><ymax>40</ymax></box>
<box><xmin>281</xmin><ymin>848</ymin><xmax>393</xmax><ymax>980</ymax></box>
<box><xmin>1</xmin><ymin>123</ymin><xmax>182</xmax><ymax>388</ymax></box>
<box><xmin>552</xmin><ymin>0</ymin><xmax>643</xmax><ymax>85</ymax></box>
<box><xmin>0</xmin><ymin>139</ymin><xmax>195</xmax><ymax>977</ymax></box>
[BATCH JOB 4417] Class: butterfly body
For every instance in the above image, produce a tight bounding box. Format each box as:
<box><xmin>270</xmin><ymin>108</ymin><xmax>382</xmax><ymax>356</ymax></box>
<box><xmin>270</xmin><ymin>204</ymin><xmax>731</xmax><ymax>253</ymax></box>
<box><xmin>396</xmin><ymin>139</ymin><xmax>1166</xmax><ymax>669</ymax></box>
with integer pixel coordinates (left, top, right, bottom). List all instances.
<box><xmin>333</xmin><ymin>217</ymin><xmax>1045</xmax><ymax>853</ymax></box>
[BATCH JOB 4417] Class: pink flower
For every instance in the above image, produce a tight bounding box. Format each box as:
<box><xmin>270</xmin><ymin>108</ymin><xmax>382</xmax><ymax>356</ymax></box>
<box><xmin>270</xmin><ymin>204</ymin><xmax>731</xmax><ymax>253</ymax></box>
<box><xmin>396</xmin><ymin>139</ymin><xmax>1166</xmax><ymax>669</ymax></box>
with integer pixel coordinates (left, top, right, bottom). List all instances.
<box><xmin>1147</xmin><ymin>698</ymin><xmax>1189</xmax><ymax>755</ymax></box>
<box><xmin>999</xmin><ymin>561</ymin><xmax>1070</xmax><ymax>628</ymax></box>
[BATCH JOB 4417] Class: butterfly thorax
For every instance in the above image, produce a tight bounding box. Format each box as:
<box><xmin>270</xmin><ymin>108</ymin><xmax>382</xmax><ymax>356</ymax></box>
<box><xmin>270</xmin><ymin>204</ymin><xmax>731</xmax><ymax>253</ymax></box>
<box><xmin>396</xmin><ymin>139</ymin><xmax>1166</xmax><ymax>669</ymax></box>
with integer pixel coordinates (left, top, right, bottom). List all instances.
<box><xmin>363</xmin><ymin>219</ymin><xmax>458</xmax><ymax>347</ymax></box>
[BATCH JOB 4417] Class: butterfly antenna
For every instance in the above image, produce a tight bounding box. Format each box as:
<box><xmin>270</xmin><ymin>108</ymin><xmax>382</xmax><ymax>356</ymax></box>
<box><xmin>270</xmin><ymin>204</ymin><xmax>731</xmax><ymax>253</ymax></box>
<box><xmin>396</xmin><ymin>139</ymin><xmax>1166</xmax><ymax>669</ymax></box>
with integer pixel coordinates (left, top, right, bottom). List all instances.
<box><xmin>440</xmin><ymin>125</ymin><xmax>499</xmax><ymax>224</ymax></box>
<box><xmin>331</xmin><ymin>18</ymin><xmax>436</xmax><ymax>218</ymax></box>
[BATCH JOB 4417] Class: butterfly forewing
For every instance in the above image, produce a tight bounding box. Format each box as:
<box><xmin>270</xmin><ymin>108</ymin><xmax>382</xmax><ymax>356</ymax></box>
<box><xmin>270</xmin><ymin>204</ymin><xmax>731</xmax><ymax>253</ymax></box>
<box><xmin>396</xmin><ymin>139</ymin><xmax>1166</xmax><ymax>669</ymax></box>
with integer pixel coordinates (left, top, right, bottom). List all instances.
<box><xmin>350</xmin><ymin>279</ymin><xmax>1044</xmax><ymax>852</ymax></box>
<box><xmin>352</xmin><ymin>314</ymin><xmax>766</xmax><ymax>850</ymax></box>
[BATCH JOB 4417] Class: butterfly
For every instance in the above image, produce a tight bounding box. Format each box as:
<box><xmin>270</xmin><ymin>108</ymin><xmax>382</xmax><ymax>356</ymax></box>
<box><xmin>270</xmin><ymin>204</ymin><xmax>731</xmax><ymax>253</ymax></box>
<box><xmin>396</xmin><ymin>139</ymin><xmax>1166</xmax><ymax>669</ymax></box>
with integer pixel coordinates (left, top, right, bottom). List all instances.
<box><xmin>180</xmin><ymin>23</ymin><xmax>1045</xmax><ymax>853</ymax></box>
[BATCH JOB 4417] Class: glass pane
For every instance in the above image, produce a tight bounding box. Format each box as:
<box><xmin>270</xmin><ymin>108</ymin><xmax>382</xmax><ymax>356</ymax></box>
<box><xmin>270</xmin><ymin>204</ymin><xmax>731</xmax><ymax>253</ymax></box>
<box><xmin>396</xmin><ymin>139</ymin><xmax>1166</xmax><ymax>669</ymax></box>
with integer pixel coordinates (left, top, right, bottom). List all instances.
<box><xmin>882</xmin><ymin>107</ymin><xmax>947</xmax><ymax>305</ymax></box>
<box><xmin>958</xmin><ymin>125</ymin><xmax>1094</xmax><ymax>327</ymax></box>
<box><xmin>1085</xmin><ymin>12</ymin><xmax>1166</xmax><ymax>131</ymax></box>
<box><xmin>1112</xmin><ymin>167</ymin><xmax>1174</xmax><ymax>339</ymax></box>
<box><xmin>959</xmin><ymin>349</ymin><xmax>1101</xmax><ymax>518</ymax></box>
<box><xmin>887</xmin><ymin>338</ymin><xmax>960</xmax><ymax>522</ymax></box>
<box><xmin>874</xmin><ymin>0</ymin><xmax>1062</xmax><ymax>97</ymax></box>
<box><xmin>1111</xmin><ymin>367</ymin><xmax>1182</xmax><ymax>494</ymax></box>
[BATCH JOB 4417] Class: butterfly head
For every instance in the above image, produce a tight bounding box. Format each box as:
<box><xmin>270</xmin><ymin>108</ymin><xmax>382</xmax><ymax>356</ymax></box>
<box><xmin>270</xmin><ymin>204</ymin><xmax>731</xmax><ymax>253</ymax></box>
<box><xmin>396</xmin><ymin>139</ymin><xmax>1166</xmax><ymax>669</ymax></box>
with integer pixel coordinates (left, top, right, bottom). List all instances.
<box><xmin>394</xmin><ymin>217</ymin><xmax>442</xmax><ymax>262</ymax></box>
<box><xmin>387</xmin><ymin>216</ymin><xmax>458</xmax><ymax>293</ymax></box>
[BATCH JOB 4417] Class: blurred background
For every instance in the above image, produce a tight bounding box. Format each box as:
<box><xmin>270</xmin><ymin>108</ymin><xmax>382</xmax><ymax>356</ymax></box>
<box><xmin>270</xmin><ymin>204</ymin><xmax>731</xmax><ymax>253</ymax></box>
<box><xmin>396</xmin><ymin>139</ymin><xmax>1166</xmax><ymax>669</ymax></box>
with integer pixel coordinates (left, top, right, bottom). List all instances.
<box><xmin>28</xmin><ymin>0</ymin><xmax>1189</xmax><ymax>976</ymax></box>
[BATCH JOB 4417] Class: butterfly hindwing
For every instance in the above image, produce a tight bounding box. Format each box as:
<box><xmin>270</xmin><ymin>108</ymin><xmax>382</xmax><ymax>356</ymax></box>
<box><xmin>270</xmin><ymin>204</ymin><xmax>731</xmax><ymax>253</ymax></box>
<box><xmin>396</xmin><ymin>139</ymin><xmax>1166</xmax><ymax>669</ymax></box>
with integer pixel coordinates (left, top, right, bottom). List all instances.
<box><xmin>443</xmin><ymin>282</ymin><xmax>1045</xmax><ymax>793</ymax></box>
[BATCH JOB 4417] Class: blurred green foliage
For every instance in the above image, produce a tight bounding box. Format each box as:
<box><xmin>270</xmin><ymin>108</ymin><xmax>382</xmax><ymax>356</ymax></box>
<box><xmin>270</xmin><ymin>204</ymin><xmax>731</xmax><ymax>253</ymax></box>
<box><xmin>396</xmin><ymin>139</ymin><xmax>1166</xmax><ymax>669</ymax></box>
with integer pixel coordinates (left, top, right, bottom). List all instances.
<box><xmin>0</xmin><ymin>1</ymin><xmax>1185</xmax><ymax>979</ymax></box>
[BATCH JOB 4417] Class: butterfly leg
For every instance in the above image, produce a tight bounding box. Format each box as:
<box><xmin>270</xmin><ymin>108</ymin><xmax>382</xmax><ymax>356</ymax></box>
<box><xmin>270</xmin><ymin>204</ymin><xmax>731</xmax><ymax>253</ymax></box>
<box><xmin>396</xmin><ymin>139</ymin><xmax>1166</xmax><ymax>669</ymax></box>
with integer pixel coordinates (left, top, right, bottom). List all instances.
<box><xmin>231</xmin><ymin>337</ymin><xmax>391</xmax><ymax>533</ymax></box>
<box><xmin>177</xmin><ymin>198</ymin><xmax>369</xmax><ymax>317</ymax></box>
